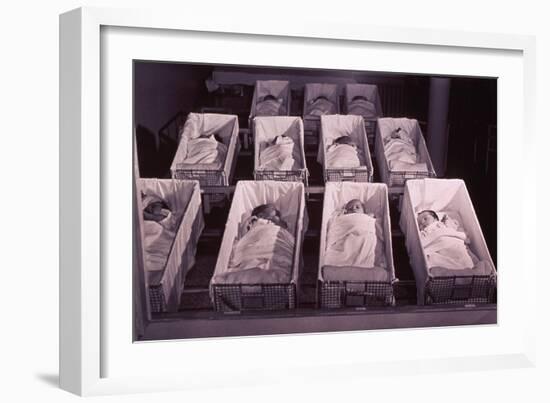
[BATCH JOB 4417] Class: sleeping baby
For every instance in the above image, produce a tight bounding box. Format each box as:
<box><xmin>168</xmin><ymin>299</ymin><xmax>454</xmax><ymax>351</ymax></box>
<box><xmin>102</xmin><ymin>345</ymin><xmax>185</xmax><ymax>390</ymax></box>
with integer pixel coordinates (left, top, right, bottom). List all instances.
<box><xmin>141</xmin><ymin>194</ymin><xmax>179</xmax><ymax>271</ymax></box>
<box><xmin>347</xmin><ymin>95</ymin><xmax>377</xmax><ymax>118</ymax></box>
<box><xmin>417</xmin><ymin>209</ymin><xmax>476</xmax><ymax>270</ymax></box>
<box><xmin>259</xmin><ymin>134</ymin><xmax>298</xmax><ymax>171</ymax></box>
<box><xmin>384</xmin><ymin>127</ymin><xmax>427</xmax><ymax>172</ymax></box>
<box><xmin>326</xmin><ymin>135</ymin><xmax>364</xmax><ymax>168</ymax></box>
<box><xmin>256</xmin><ymin>94</ymin><xmax>286</xmax><ymax>116</ymax></box>
<box><xmin>221</xmin><ymin>203</ymin><xmax>294</xmax><ymax>284</ymax></box>
<box><xmin>307</xmin><ymin>95</ymin><xmax>336</xmax><ymax>116</ymax></box>
<box><xmin>324</xmin><ymin>199</ymin><xmax>384</xmax><ymax>269</ymax></box>
<box><xmin>182</xmin><ymin>131</ymin><xmax>228</xmax><ymax>168</ymax></box>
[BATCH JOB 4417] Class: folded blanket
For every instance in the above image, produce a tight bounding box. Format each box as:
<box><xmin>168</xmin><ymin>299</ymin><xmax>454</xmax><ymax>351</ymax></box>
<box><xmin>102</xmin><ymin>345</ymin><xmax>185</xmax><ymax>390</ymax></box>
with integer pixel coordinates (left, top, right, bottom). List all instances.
<box><xmin>347</xmin><ymin>99</ymin><xmax>377</xmax><ymax>118</ymax></box>
<box><xmin>421</xmin><ymin>221</ymin><xmax>477</xmax><ymax>270</ymax></box>
<box><xmin>256</xmin><ymin>98</ymin><xmax>286</xmax><ymax>116</ymax></box>
<box><xmin>326</xmin><ymin>143</ymin><xmax>364</xmax><ymax>168</ymax></box>
<box><xmin>307</xmin><ymin>98</ymin><xmax>337</xmax><ymax>116</ymax></box>
<box><xmin>325</xmin><ymin>213</ymin><xmax>386</xmax><ymax>269</ymax></box>
<box><xmin>183</xmin><ymin>136</ymin><xmax>228</xmax><ymax>168</ymax></box>
<box><xmin>259</xmin><ymin>136</ymin><xmax>298</xmax><ymax>171</ymax></box>
<box><xmin>216</xmin><ymin>220</ymin><xmax>295</xmax><ymax>284</ymax></box>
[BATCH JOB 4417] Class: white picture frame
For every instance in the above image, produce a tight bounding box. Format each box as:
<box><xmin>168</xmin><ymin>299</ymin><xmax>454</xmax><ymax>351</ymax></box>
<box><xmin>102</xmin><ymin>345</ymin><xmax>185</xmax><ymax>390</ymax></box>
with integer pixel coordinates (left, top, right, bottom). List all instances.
<box><xmin>59</xmin><ymin>6</ymin><xmax>537</xmax><ymax>396</ymax></box>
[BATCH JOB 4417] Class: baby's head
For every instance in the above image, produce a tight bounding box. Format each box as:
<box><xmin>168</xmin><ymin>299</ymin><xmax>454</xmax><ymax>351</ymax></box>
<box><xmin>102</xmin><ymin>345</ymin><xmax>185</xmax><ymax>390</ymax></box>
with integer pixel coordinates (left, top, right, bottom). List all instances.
<box><xmin>351</xmin><ymin>95</ymin><xmax>368</xmax><ymax>102</ymax></box>
<box><xmin>252</xmin><ymin>203</ymin><xmax>286</xmax><ymax>227</ymax></box>
<box><xmin>417</xmin><ymin>209</ymin><xmax>439</xmax><ymax>230</ymax></box>
<box><xmin>199</xmin><ymin>132</ymin><xmax>223</xmax><ymax>143</ymax></box>
<box><xmin>262</xmin><ymin>94</ymin><xmax>278</xmax><ymax>102</ymax></box>
<box><xmin>312</xmin><ymin>95</ymin><xmax>329</xmax><ymax>103</ymax></box>
<box><xmin>334</xmin><ymin>136</ymin><xmax>356</xmax><ymax>148</ymax></box>
<box><xmin>344</xmin><ymin>199</ymin><xmax>365</xmax><ymax>215</ymax></box>
<box><xmin>390</xmin><ymin>127</ymin><xmax>403</xmax><ymax>139</ymax></box>
<box><xmin>143</xmin><ymin>197</ymin><xmax>169</xmax><ymax>222</ymax></box>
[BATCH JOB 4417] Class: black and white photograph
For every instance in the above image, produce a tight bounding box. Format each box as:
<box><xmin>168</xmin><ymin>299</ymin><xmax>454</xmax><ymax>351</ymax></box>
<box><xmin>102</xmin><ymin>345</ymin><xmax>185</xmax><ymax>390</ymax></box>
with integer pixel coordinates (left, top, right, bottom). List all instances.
<box><xmin>133</xmin><ymin>61</ymin><xmax>497</xmax><ymax>340</ymax></box>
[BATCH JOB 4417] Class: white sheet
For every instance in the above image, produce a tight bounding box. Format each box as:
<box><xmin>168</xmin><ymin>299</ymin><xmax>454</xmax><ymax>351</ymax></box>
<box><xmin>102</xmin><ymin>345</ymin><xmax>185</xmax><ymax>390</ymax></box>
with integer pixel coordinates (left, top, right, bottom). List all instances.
<box><xmin>181</xmin><ymin>136</ymin><xmax>228</xmax><ymax>168</ymax></box>
<box><xmin>319</xmin><ymin>182</ymin><xmax>395</xmax><ymax>282</ymax></box>
<box><xmin>325</xmin><ymin>143</ymin><xmax>364</xmax><ymax>168</ymax></box>
<box><xmin>259</xmin><ymin>135</ymin><xmax>298</xmax><ymax>170</ymax></box>
<box><xmin>216</xmin><ymin>220</ymin><xmax>295</xmax><ymax>284</ymax></box>
<box><xmin>399</xmin><ymin>179</ymin><xmax>496</xmax><ymax>304</ymax></box>
<box><xmin>324</xmin><ymin>213</ymin><xmax>385</xmax><ymax>269</ymax></box>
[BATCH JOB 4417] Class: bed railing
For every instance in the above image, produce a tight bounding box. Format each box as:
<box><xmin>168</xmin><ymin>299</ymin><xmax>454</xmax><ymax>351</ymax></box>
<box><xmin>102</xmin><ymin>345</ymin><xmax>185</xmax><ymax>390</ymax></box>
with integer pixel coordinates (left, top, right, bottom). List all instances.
<box><xmin>425</xmin><ymin>275</ymin><xmax>497</xmax><ymax>305</ymax></box>
<box><xmin>158</xmin><ymin>110</ymin><xmax>186</xmax><ymax>145</ymax></box>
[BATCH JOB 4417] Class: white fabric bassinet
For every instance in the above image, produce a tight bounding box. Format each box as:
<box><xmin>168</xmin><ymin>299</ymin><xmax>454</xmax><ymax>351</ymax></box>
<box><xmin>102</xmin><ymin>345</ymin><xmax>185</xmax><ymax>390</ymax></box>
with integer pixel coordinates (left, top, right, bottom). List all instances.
<box><xmin>210</xmin><ymin>181</ymin><xmax>307</xmax><ymax>311</ymax></box>
<box><xmin>139</xmin><ymin>178</ymin><xmax>204</xmax><ymax>312</ymax></box>
<box><xmin>253</xmin><ymin>116</ymin><xmax>308</xmax><ymax>182</ymax></box>
<box><xmin>375</xmin><ymin>117</ymin><xmax>436</xmax><ymax>191</ymax></box>
<box><xmin>344</xmin><ymin>83</ymin><xmax>383</xmax><ymax>119</ymax></box>
<box><xmin>318</xmin><ymin>182</ymin><xmax>395</xmax><ymax>307</ymax></box>
<box><xmin>399</xmin><ymin>178</ymin><xmax>496</xmax><ymax>305</ymax></box>
<box><xmin>318</xmin><ymin>114</ymin><xmax>373</xmax><ymax>182</ymax></box>
<box><xmin>249</xmin><ymin>80</ymin><xmax>291</xmax><ymax>119</ymax></box>
<box><xmin>170</xmin><ymin>113</ymin><xmax>239</xmax><ymax>186</ymax></box>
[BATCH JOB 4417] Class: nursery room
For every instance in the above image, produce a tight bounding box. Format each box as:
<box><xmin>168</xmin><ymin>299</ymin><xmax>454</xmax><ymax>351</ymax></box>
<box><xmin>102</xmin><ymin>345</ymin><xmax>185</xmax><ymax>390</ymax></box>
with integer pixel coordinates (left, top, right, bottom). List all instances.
<box><xmin>133</xmin><ymin>60</ymin><xmax>497</xmax><ymax>340</ymax></box>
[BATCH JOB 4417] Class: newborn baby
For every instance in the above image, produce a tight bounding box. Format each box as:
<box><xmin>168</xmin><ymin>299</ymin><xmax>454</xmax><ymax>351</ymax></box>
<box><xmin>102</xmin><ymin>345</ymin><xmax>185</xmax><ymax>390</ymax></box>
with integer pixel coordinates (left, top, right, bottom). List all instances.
<box><xmin>142</xmin><ymin>195</ymin><xmax>170</xmax><ymax>222</ymax></box>
<box><xmin>384</xmin><ymin>127</ymin><xmax>413</xmax><ymax>146</ymax></box>
<box><xmin>417</xmin><ymin>209</ymin><xmax>476</xmax><ymax>271</ymax></box>
<box><xmin>324</xmin><ymin>198</ymin><xmax>383</xmax><ymax>269</ymax></box>
<box><xmin>326</xmin><ymin>136</ymin><xmax>364</xmax><ymax>168</ymax></box>
<box><xmin>417</xmin><ymin>209</ymin><xmax>459</xmax><ymax>233</ymax></box>
<box><xmin>256</xmin><ymin>94</ymin><xmax>286</xmax><ymax>116</ymax></box>
<box><xmin>308</xmin><ymin>95</ymin><xmax>336</xmax><ymax>116</ymax></box>
<box><xmin>259</xmin><ymin>134</ymin><xmax>298</xmax><ymax>171</ymax></box>
<box><xmin>252</xmin><ymin>203</ymin><xmax>288</xmax><ymax>229</ymax></box>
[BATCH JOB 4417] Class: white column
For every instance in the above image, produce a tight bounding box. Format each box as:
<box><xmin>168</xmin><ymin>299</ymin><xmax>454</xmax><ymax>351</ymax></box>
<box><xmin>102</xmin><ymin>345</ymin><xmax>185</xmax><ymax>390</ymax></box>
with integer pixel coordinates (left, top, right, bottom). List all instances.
<box><xmin>427</xmin><ymin>77</ymin><xmax>451</xmax><ymax>177</ymax></box>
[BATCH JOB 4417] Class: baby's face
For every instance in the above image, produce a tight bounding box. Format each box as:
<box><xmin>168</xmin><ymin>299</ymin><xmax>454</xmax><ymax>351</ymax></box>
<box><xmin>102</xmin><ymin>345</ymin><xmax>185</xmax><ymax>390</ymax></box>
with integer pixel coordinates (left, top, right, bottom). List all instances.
<box><xmin>344</xmin><ymin>200</ymin><xmax>365</xmax><ymax>215</ymax></box>
<box><xmin>417</xmin><ymin>211</ymin><xmax>437</xmax><ymax>230</ymax></box>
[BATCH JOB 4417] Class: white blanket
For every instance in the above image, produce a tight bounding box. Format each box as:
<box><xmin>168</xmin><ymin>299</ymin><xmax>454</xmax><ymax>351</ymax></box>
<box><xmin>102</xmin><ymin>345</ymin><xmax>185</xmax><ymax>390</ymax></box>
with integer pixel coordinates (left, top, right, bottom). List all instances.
<box><xmin>256</xmin><ymin>99</ymin><xmax>286</xmax><ymax>116</ymax></box>
<box><xmin>183</xmin><ymin>136</ymin><xmax>228</xmax><ymax>168</ymax></box>
<box><xmin>326</xmin><ymin>143</ymin><xmax>364</xmax><ymax>168</ymax></box>
<box><xmin>347</xmin><ymin>99</ymin><xmax>377</xmax><ymax>118</ymax></box>
<box><xmin>324</xmin><ymin>213</ymin><xmax>385</xmax><ymax>269</ymax></box>
<box><xmin>307</xmin><ymin>98</ymin><xmax>337</xmax><ymax>116</ymax></box>
<box><xmin>226</xmin><ymin>220</ymin><xmax>295</xmax><ymax>283</ymax></box>
<box><xmin>385</xmin><ymin>137</ymin><xmax>428</xmax><ymax>172</ymax></box>
<box><xmin>420</xmin><ymin>221</ymin><xmax>476</xmax><ymax>270</ymax></box>
<box><xmin>143</xmin><ymin>212</ymin><xmax>180</xmax><ymax>272</ymax></box>
<box><xmin>259</xmin><ymin>136</ymin><xmax>298</xmax><ymax>170</ymax></box>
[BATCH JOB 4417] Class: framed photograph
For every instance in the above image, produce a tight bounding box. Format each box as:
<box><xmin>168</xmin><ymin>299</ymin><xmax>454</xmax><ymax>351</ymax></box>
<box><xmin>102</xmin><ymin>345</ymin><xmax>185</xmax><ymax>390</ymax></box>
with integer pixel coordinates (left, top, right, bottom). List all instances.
<box><xmin>60</xmin><ymin>6</ymin><xmax>536</xmax><ymax>396</ymax></box>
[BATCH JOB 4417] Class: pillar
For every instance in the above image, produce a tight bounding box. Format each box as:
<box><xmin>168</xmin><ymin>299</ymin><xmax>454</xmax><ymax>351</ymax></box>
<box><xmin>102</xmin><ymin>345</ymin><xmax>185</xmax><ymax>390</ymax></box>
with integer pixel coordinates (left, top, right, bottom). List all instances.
<box><xmin>427</xmin><ymin>77</ymin><xmax>451</xmax><ymax>177</ymax></box>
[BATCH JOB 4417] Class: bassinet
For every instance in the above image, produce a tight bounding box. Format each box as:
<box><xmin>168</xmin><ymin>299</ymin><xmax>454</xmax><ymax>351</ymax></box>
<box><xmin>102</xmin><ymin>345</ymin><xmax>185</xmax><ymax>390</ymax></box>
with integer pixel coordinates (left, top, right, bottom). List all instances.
<box><xmin>318</xmin><ymin>182</ymin><xmax>396</xmax><ymax>308</ymax></box>
<box><xmin>249</xmin><ymin>80</ymin><xmax>291</xmax><ymax>122</ymax></box>
<box><xmin>210</xmin><ymin>181</ymin><xmax>307</xmax><ymax>312</ymax></box>
<box><xmin>344</xmin><ymin>83</ymin><xmax>384</xmax><ymax>145</ymax></box>
<box><xmin>374</xmin><ymin>117</ymin><xmax>436</xmax><ymax>194</ymax></box>
<box><xmin>139</xmin><ymin>178</ymin><xmax>204</xmax><ymax>313</ymax></box>
<box><xmin>170</xmin><ymin>113</ymin><xmax>240</xmax><ymax>189</ymax></box>
<box><xmin>399</xmin><ymin>178</ymin><xmax>497</xmax><ymax>305</ymax></box>
<box><xmin>318</xmin><ymin>114</ymin><xmax>373</xmax><ymax>182</ymax></box>
<box><xmin>302</xmin><ymin>83</ymin><xmax>340</xmax><ymax>137</ymax></box>
<box><xmin>253</xmin><ymin>116</ymin><xmax>308</xmax><ymax>185</ymax></box>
